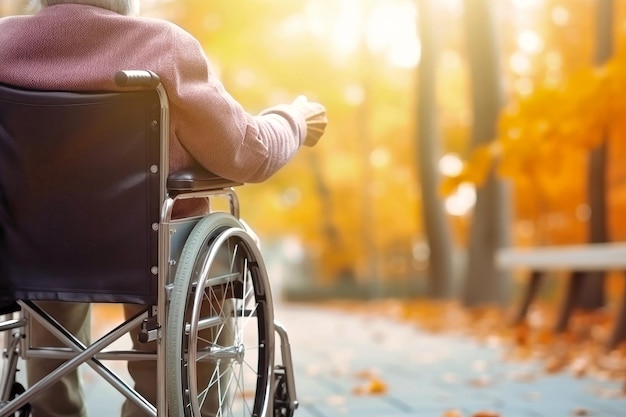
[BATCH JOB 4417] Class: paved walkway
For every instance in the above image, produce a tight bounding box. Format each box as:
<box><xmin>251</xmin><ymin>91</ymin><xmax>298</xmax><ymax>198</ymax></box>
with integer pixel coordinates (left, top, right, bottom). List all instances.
<box><xmin>280</xmin><ymin>303</ymin><xmax>625</xmax><ymax>417</ymax></box>
<box><xmin>71</xmin><ymin>301</ymin><xmax>626</xmax><ymax>417</ymax></box>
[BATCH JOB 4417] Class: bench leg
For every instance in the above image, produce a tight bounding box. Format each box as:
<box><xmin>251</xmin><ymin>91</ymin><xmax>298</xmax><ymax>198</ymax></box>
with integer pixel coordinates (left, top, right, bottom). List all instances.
<box><xmin>514</xmin><ymin>270</ymin><xmax>542</xmax><ymax>325</ymax></box>
<box><xmin>606</xmin><ymin>272</ymin><xmax>626</xmax><ymax>350</ymax></box>
<box><xmin>554</xmin><ymin>270</ymin><xmax>585</xmax><ymax>333</ymax></box>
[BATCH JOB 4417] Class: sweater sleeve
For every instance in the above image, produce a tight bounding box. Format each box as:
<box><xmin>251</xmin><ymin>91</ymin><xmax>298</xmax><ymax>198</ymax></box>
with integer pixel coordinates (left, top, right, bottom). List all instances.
<box><xmin>164</xmin><ymin>26</ymin><xmax>306</xmax><ymax>183</ymax></box>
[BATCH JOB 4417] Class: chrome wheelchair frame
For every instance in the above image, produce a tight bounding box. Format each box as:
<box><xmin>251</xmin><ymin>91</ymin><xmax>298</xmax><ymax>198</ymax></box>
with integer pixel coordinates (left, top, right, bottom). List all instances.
<box><xmin>0</xmin><ymin>70</ymin><xmax>297</xmax><ymax>417</ymax></box>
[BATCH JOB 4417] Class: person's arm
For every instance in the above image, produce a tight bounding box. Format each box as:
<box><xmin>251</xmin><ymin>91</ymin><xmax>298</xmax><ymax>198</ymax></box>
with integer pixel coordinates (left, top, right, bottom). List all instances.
<box><xmin>165</xmin><ymin>27</ymin><xmax>323</xmax><ymax>183</ymax></box>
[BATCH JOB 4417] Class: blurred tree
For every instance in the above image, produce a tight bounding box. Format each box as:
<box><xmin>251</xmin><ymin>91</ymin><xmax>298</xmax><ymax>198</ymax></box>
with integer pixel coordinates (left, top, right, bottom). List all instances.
<box><xmin>415</xmin><ymin>0</ymin><xmax>454</xmax><ymax>299</ymax></box>
<box><xmin>555</xmin><ymin>0</ymin><xmax>614</xmax><ymax>334</ymax></box>
<box><xmin>0</xmin><ymin>0</ymin><xmax>28</xmax><ymax>16</ymax></box>
<box><xmin>461</xmin><ymin>0</ymin><xmax>510</xmax><ymax>307</ymax></box>
<box><xmin>576</xmin><ymin>0</ymin><xmax>614</xmax><ymax>311</ymax></box>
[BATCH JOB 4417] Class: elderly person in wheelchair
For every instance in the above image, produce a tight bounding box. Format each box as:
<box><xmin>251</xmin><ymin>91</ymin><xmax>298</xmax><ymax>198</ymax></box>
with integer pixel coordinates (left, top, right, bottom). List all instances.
<box><xmin>0</xmin><ymin>1</ymin><xmax>327</xmax><ymax>417</ymax></box>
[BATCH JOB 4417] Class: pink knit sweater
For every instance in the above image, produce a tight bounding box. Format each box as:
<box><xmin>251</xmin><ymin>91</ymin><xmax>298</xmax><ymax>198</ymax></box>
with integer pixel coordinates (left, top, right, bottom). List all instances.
<box><xmin>0</xmin><ymin>4</ymin><xmax>306</xmax><ymax>185</ymax></box>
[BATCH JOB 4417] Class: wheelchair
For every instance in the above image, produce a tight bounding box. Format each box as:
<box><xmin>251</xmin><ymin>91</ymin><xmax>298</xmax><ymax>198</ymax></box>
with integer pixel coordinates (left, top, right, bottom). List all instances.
<box><xmin>0</xmin><ymin>70</ymin><xmax>297</xmax><ymax>417</ymax></box>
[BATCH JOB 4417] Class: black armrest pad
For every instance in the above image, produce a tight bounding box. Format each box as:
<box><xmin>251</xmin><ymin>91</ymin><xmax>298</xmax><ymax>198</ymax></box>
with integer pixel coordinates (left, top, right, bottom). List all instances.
<box><xmin>167</xmin><ymin>167</ymin><xmax>242</xmax><ymax>192</ymax></box>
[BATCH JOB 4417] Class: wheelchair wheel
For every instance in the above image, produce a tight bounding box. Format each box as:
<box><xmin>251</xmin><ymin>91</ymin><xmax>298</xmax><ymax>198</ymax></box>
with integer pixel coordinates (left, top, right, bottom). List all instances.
<box><xmin>167</xmin><ymin>212</ymin><xmax>275</xmax><ymax>417</ymax></box>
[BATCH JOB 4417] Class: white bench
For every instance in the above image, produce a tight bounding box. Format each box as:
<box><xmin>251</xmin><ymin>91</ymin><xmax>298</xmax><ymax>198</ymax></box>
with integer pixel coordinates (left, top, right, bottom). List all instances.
<box><xmin>497</xmin><ymin>242</ymin><xmax>626</xmax><ymax>271</ymax></box>
<box><xmin>496</xmin><ymin>242</ymin><xmax>626</xmax><ymax>350</ymax></box>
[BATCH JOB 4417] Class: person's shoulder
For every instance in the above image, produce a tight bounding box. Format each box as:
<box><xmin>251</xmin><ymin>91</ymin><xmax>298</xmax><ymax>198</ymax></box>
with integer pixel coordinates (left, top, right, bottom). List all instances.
<box><xmin>126</xmin><ymin>15</ymin><xmax>203</xmax><ymax>50</ymax></box>
<box><xmin>0</xmin><ymin>14</ymin><xmax>30</xmax><ymax>26</ymax></box>
<box><xmin>131</xmin><ymin>16</ymin><xmax>197</xmax><ymax>39</ymax></box>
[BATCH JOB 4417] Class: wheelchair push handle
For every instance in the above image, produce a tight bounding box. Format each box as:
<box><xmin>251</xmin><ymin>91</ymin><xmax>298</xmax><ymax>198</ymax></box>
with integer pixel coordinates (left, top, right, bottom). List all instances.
<box><xmin>114</xmin><ymin>70</ymin><xmax>161</xmax><ymax>88</ymax></box>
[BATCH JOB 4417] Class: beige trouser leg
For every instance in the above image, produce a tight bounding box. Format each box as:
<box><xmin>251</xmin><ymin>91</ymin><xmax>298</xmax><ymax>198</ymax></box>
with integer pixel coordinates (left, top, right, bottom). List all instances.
<box><xmin>121</xmin><ymin>301</ymin><xmax>234</xmax><ymax>417</ymax></box>
<box><xmin>27</xmin><ymin>301</ymin><xmax>90</xmax><ymax>417</ymax></box>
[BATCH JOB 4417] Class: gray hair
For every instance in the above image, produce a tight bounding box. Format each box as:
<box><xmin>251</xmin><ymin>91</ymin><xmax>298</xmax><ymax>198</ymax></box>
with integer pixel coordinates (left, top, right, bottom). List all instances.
<box><xmin>28</xmin><ymin>0</ymin><xmax>140</xmax><ymax>15</ymax></box>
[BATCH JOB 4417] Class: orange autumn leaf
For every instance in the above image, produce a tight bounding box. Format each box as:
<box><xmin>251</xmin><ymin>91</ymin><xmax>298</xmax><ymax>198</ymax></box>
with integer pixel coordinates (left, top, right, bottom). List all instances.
<box><xmin>471</xmin><ymin>411</ymin><xmax>500</xmax><ymax>417</ymax></box>
<box><xmin>571</xmin><ymin>407</ymin><xmax>592</xmax><ymax>416</ymax></box>
<box><xmin>352</xmin><ymin>375</ymin><xmax>388</xmax><ymax>396</ymax></box>
<box><xmin>366</xmin><ymin>377</ymin><xmax>388</xmax><ymax>394</ymax></box>
<box><xmin>544</xmin><ymin>355</ymin><xmax>568</xmax><ymax>374</ymax></box>
<box><xmin>442</xmin><ymin>409</ymin><xmax>464</xmax><ymax>417</ymax></box>
<box><xmin>468</xmin><ymin>375</ymin><xmax>493</xmax><ymax>388</ymax></box>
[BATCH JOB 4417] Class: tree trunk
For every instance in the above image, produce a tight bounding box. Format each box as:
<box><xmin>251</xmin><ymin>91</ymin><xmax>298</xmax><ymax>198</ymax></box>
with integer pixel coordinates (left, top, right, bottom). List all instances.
<box><xmin>1</xmin><ymin>0</ymin><xmax>28</xmax><ymax>16</ymax></box>
<box><xmin>574</xmin><ymin>0</ymin><xmax>613</xmax><ymax>310</ymax></box>
<box><xmin>461</xmin><ymin>0</ymin><xmax>511</xmax><ymax>307</ymax></box>
<box><xmin>555</xmin><ymin>271</ymin><xmax>586</xmax><ymax>333</ymax></box>
<box><xmin>415</xmin><ymin>0</ymin><xmax>454</xmax><ymax>299</ymax></box>
<box><xmin>577</xmin><ymin>143</ymin><xmax>607</xmax><ymax>310</ymax></box>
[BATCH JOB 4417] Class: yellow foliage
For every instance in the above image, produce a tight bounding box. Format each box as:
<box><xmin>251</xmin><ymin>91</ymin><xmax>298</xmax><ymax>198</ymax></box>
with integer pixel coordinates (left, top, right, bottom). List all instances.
<box><xmin>493</xmin><ymin>63</ymin><xmax>620</xmax><ymax>185</ymax></box>
<box><xmin>440</xmin><ymin>175</ymin><xmax>463</xmax><ymax>198</ymax></box>
<box><xmin>463</xmin><ymin>144</ymin><xmax>495</xmax><ymax>186</ymax></box>
<box><xmin>440</xmin><ymin>143</ymin><xmax>496</xmax><ymax>199</ymax></box>
<box><xmin>445</xmin><ymin>54</ymin><xmax>626</xmax><ymax>244</ymax></box>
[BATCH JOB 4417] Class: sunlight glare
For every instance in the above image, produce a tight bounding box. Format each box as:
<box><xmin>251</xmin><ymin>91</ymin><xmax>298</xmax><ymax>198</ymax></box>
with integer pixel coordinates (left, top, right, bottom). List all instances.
<box><xmin>441</xmin><ymin>0</ymin><xmax>463</xmax><ymax>17</ymax></box>
<box><xmin>370</xmin><ymin>147</ymin><xmax>391</xmax><ymax>168</ymax></box>
<box><xmin>281</xmin><ymin>236</ymin><xmax>305</xmax><ymax>264</ymax></box>
<box><xmin>331</xmin><ymin>0</ymin><xmax>362</xmax><ymax>59</ymax></box>
<box><xmin>344</xmin><ymin>84</ymin><xmax>365</xmax><ymax>106</ymax></box>
<box><xmin>509</xmin><ymin>51</ymin><xmax>531</xmax><ymax>75</ymax></box>
<box><xmin>365</xmin><ymin>2</ymin><xmax>420</xmax><ymax>68</ymax></box>
<box><xmin>280</xmin><ymin>187</ymin><xmax>302</xmax><ymax>208</ymax></box>
<box><xmin>551</xmin><ymin>5</ymin><xmax>570</xmax><ymax>26</ymax></box>
<box><xmin>511</xmin><ymin>0</ymin><xmax>543</xmax><ymax>9</ymax></box>
<box><xmin>517</xmin><ymin>30</ymin><xmax>543</xmax><ymax>54</ymax></box>
<box><xmin>438</xmin><ymin>154</ymin><xmax>463</xmax><ymax>177</ymax></box>
<box><xmin>304</xmin><ymin>2</ymin><xmax>329</xmax><ymax>38</ymax></box>
<box><xmin>445</xmin><ymin>183</ymin><xmax>476</xmax><ymax>217</ymax></box>
<box><xmin>575</xmin><ymin>204</ymin><xmax>591</xmax><ymax>221</ymax></box>
<box><xmin>328</xmin><ymin>0</ymin><xmax>419</xmax><ymax>68</ymax></box>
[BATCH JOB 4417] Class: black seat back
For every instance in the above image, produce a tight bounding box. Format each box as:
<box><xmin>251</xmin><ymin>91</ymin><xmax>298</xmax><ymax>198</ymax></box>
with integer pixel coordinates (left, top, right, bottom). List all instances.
<box><xmin>0</xmin><ymin>84</ymin><xmax>161</xmax><ymax>305</ymax></box>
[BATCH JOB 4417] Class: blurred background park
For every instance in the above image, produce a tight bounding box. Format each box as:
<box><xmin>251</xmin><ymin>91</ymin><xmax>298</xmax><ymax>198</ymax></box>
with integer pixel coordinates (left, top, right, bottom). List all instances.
<box><xmin>2</xmin><ymin>0</ymin><xmax>626</xmax><ymax>326</ymax></box>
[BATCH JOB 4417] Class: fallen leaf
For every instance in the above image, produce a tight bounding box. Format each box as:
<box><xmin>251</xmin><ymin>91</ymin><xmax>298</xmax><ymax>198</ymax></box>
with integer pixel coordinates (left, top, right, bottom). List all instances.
<box><xmin>352</xmin><ymin>376</ymin><xmax>388</xmax><ymax>396</ymax></box>
<box><xmin>570</xmin><ymin>356</ymin><xmax>589</xmax><ymax>378</ymax></box>
<box><xmin>544</xmin><ymin>356</ymin><xmax>568</xmax><ymax>374</ymax></box>
<box><xmin>442</xmin><ymin>409</ymin><xmax>463</xmax><ymax>417</ymax></box>
<box><xmin>471</xmin><ymin>411</ymin><xmax>500</xmax><ymax>417</ymax></box>
<box><xmin>467</xmin><ymin>374</ymin><xmax>492</xmax><ymax>388</ymax></box>
<box><xmin>354</xmin><ymin>369</ymin><xmax>378</xmax><ymax>379</ymax></box>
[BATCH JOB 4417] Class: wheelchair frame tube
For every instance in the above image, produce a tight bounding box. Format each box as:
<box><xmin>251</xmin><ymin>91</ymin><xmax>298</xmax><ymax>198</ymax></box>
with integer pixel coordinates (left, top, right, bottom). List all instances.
<box><xmin>274</xmin><ymin>320</ymin><xmax>299</xmax><ymax>413</ymax></box>
<box><xmin>165</xmin><ymin>188</ymin><xmax>241</xmax><ymax>220</ymax></box>
<box><xmin>0</xmin><ymin>332</ymin><xmax>21</xmax><ymax>403</ymax></box>
<box><xmin>156</xmin><ymin>81</ymin><xmax>171</xmax><ymax>417</ymax></box>
<box><xmin>0</xmin><ymin>301</ymin><xmax>156</xmax><ymax>417</ymax></box>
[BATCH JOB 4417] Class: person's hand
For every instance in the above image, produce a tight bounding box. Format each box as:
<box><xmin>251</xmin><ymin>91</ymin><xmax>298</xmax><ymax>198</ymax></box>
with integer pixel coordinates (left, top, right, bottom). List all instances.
<box><xmin>292</xmin><ymin>95</ymin><xmax>327</xmax><ymax>147</ymax></box>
